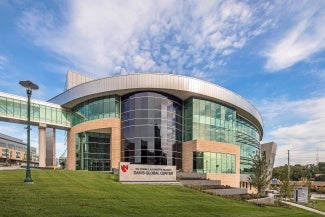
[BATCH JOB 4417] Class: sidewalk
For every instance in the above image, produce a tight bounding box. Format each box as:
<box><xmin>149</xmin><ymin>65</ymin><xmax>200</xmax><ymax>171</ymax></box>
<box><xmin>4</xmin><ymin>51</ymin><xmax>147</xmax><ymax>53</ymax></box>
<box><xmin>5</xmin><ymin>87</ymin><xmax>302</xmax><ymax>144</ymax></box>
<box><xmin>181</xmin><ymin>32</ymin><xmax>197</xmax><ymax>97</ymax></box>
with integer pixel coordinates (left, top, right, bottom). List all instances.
<box><xmin>0</xmin><ymin>166</ymin><xmax>23</xmax><ymax>170</ymax></box>
<box><xmin>311</xmin><ymin>194</ymin><xmax>325</xmax><ymax>200</ymax></box>
<box><xmin>282</xmin><ymin>201</ymin><xmax>325</xmax><ymax>216</ymax></box>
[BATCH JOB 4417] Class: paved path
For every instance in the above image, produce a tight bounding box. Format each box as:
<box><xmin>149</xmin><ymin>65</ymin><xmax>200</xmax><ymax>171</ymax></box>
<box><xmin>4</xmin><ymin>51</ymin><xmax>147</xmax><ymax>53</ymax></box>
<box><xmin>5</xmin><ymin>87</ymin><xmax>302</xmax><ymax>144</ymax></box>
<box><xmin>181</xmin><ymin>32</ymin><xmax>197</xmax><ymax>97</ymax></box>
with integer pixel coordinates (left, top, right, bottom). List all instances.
<box><xmin>311</xmin><ymin>194</ymin><xmax>325</xmax><ymax>200</ymax></box>
<box><xmin>282</xmin><ymin>201</ymin><xmax>325</xmax><ymax>216</ymax></box>
<box><xmin>0</xmin><ymin>166</ymin><xmax>23</xmax><ymax>170</ymax></box>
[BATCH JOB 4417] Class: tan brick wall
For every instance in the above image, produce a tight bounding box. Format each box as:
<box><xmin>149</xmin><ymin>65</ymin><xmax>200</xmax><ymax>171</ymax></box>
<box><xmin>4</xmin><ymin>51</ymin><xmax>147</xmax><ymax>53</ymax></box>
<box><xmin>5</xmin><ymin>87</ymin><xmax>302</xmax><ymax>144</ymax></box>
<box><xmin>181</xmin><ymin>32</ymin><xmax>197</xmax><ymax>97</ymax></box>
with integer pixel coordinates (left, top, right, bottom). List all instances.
<box><xmin>207</xmin><ymin>174</ymin><xmax>239</xmax><ymax>187</ymax></box>
<box><xmin>182</xmin><ymin>140</ymin><xmax>240</xmax><ymax>187</ymax></box>
<box><xmin>66</xmin><ymin>118</ymin><xmax>121</xmax><ymax>170</ymax></box>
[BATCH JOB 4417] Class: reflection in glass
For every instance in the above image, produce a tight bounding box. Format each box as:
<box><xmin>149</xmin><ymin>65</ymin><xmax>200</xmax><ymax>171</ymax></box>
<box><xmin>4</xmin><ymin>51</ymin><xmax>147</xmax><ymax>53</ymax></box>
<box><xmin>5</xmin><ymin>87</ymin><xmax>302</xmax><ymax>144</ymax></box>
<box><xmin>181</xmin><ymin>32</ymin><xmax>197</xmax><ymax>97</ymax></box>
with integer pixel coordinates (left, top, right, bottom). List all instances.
<box><xmin>76</xmin><ymin>132</ymin><xmax>110</xmax><ymax>171</ymax></box>
<box><xmin>121</xmin><ymin>92</ymin><xmax>182</xmax><ymax>169</ymax></box>
<box><xmin>184</xmin><ymin>97</ymin><xmax>261</xmax><ymax>174</ymax></box>
<box><xmin>193</xmin><ymin>151</ymin><xmax>235</xmax><ymax>174</ymax></box>
<box><xmin>72</xmin><ymin>95</ymin><xmax>120</xmax><ymax>126</ymax></box>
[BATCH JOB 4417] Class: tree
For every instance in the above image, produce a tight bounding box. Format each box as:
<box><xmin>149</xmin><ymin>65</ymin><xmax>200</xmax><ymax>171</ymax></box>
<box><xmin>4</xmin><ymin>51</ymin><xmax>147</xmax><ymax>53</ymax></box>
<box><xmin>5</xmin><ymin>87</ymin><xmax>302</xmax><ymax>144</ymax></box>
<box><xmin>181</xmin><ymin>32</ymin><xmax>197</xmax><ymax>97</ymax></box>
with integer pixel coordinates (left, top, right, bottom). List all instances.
<box><xmin>318</xmin><ymin>162</ymin><xmax>325</xmax><ymax>173</ymax></box>
<box><xmin>248</xmin><ymin>152</ymin><xmax>271</xmax><ymax>205</ymax></box>
<box><xmin>272</xmin><ymin>165</ymin><xmax>288</xmax><ymax>180</ymax></box>
<box><xmin>280</xmin><ymin>179</ymin><xmax>293</xmax><ymax>201</ymax></box>
<box><xmin>273</xmin><ymin>164</ymin><xmax>316</xmax><ymax>181</ymax></box>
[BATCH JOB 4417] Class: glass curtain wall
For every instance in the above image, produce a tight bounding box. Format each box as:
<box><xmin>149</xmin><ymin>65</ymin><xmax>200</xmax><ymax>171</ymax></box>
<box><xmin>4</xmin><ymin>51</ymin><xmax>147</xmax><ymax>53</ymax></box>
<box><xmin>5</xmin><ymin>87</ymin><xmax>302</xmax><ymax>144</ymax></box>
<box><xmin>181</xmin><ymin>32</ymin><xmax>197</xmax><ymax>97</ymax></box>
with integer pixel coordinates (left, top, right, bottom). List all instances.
<box><xmin>72</xmin><ymin>95</ymin><xmax>120</xmax><ymax>126</ymax></box>
<box><xmin>236</xmin><ymin>116</ymin><xmax>260</xmax><ymax>173</ymax></box>
<box><xmin>193</xmin><ymin>151</ymin><xmax>236</xmax><ymax>174</ymax></box>
<box><xmin>184</xmin><ymin>97</ymin><xmax>261</xmax><ymax>174</ymax></box>
<box><xmin>184</xmin><ymin>97</ymin><xmax>236</xmax><ymax>143</ymax></box>
<box><xmin>121</xmin><ymin>92</ymin><xmax>182</xmax><ymax>169</ymax></box>
<box><xmin>76</xmin><ymin>132</ymin><xmax>110</xmax><ymax>171</ymax></box>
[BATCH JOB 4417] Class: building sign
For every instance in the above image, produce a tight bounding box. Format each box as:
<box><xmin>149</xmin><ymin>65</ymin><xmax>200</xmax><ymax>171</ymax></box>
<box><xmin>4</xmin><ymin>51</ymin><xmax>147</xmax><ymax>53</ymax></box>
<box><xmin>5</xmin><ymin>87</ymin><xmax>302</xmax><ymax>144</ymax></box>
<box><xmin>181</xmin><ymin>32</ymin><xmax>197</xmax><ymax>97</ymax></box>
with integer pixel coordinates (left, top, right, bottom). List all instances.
<box><xmin>293</xmin><ymin>187</ymin><xmax>308</xmax><ymax>204</ymax></box>
<box><xmin>119</xmin><ymin>162</ymin><xmax>176</xmax><ymax>182</ymax></box>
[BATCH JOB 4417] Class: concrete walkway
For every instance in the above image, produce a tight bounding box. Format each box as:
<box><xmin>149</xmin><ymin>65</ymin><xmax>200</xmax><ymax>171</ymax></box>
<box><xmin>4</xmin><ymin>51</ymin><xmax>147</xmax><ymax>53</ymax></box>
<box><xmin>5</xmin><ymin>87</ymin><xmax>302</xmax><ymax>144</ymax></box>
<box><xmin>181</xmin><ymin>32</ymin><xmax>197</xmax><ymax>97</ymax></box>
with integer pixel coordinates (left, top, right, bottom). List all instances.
<box><xmin>311</xmin><ymin>194</ymin><xmax>325</xmax><ymax>200</ymax></box>
<box><xmin>282</xmin><ymin>201</ymin><xmax>325</xmax><ymax>216</ymax></box>
<box><xmin>0</xmin><ymin>166</ymin><xmax>23</xmax><ymax>170</ymax></box>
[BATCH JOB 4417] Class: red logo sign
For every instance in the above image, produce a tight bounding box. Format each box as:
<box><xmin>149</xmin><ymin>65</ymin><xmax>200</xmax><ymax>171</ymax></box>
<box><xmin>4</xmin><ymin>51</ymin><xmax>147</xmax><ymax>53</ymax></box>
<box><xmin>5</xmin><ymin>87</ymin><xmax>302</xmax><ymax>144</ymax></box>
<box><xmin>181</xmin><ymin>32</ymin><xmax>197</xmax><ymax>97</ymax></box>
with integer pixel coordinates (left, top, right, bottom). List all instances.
<box><xmin>121</xmin><ymin>164</ymin><xmax>129</xmax><ymax>173</ymax></box>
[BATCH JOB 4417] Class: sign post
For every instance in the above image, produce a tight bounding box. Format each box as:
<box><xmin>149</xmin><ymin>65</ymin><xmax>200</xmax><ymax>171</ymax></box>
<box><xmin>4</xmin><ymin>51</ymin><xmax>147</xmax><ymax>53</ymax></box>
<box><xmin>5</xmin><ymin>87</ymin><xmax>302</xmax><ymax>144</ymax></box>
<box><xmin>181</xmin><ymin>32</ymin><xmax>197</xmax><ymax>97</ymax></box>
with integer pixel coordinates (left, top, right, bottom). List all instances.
<box><xmin>293</xmin><ymin>187</ymin><xmax>308</xmax><ymax>204</ymax></box>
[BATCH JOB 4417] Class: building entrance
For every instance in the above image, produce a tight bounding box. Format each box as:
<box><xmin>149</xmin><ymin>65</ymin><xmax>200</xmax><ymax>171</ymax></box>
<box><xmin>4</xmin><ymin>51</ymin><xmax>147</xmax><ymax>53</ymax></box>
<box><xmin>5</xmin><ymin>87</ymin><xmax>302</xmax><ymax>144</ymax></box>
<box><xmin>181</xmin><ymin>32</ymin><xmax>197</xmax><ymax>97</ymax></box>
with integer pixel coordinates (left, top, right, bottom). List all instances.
<box><xmin>76</xmin><ymin>132</ymin><xmax>110</xmax><ymax>171</ymax></box>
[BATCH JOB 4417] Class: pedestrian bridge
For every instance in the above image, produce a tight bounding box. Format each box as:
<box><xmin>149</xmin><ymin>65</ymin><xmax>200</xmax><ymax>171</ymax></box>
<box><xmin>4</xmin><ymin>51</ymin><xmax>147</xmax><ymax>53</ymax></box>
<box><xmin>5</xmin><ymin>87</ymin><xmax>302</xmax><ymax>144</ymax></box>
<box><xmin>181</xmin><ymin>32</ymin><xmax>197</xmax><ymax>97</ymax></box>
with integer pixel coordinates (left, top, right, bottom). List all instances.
<box><xmin>0</xmin><ymin>91</ymin><xmax>72</xmax><ymax>168</ymax></box>
<box><xmin>0</xmin><ymin>91</ymin><xmax>71</xmax><ymax>129</ymax></box>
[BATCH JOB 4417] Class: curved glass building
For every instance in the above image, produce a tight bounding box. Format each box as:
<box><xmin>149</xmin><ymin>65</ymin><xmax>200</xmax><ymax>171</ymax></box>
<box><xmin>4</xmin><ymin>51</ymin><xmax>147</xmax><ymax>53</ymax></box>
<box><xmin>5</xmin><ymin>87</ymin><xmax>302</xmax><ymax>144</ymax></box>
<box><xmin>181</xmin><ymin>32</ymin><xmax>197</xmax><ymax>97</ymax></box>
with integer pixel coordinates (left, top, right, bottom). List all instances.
<box><xmin>49</xmin><ymin>71</ymin><xmax>264</xmax><ymax>187</ymax></box>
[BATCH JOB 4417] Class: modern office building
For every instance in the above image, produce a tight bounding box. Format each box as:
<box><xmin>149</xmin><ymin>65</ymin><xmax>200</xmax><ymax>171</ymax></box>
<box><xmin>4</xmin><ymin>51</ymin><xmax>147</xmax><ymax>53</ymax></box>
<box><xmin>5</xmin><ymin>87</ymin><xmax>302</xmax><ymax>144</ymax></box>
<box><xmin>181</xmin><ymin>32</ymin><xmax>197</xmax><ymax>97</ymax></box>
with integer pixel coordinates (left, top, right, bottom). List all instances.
<box><xmin>52</xmin><ymin>71</ymin><xmax>265</xmax><ymax>186</ymax></box>
<box><xmin>0</xmin><ymin>71</ymin><xmax>274</xmax><ymax>187</ymax></box>
<box><xmin>0</xmin><ymin>133</ymin><xmax>39</xmax><ymax>167</ymax></box>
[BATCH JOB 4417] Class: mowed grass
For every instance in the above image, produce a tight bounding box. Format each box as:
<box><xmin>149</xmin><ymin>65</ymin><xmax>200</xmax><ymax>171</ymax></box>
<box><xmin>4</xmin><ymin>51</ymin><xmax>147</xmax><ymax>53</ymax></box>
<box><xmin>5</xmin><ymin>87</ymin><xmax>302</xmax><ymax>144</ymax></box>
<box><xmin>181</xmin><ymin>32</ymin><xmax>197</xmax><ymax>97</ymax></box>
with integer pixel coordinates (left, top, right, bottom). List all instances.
<box><xmin>0</xmin><ymin>170</ymin><xmax>321</xmax><ymax>217</ymax></box>
<box><xmin>307</xmin><ymin>200</ymin><xmax>325</xmax><ymax>212</ymax></box>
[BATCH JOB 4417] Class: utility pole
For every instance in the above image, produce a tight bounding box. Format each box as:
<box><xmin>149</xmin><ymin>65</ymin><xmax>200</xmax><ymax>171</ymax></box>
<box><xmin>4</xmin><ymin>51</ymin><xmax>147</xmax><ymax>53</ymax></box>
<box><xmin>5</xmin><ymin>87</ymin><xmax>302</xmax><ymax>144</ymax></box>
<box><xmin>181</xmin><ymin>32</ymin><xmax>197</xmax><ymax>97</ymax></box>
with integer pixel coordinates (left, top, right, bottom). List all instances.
<box><xmin>287</xmin><ymin>150</ymin><xmax>290</xmax><ymax>180</ymax></box>
<box><xmin>316</xmin><ymin>145</ymin><xmax>319</xmax><ymax>165</ymax></box>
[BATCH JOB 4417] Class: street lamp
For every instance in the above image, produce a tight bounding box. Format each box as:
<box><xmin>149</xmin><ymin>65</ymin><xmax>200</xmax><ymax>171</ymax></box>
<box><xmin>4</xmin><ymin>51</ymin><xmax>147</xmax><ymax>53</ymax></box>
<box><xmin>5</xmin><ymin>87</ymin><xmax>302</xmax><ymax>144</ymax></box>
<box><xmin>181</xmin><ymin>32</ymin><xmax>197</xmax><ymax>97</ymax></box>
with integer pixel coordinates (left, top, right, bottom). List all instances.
<box><xmin>19</xmin><ymin>80</ymin><xmax>39</xmax><ymax>183</ymax></box>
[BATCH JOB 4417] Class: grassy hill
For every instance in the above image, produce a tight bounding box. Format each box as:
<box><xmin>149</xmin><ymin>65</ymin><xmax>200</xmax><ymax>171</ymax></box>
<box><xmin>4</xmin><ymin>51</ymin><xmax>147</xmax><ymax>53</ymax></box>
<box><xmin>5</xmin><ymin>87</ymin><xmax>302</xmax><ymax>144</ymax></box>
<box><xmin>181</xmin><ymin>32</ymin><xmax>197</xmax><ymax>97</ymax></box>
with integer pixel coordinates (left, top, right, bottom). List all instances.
<box><xmin>0</xmin><ymin>170</ymin><xmax>320</xmax><ymax>217</ymax></box>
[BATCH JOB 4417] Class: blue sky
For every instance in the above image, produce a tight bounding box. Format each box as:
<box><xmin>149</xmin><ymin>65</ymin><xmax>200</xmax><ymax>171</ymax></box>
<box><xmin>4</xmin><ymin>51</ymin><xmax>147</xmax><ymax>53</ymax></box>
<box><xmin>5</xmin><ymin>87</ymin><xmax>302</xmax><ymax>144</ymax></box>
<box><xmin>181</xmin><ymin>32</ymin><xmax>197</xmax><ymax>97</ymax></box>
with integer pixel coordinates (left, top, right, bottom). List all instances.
<box><xmin>0</xmin><ymin>0</ymin><xmax>324</xmax><ymax>166</ymax></box>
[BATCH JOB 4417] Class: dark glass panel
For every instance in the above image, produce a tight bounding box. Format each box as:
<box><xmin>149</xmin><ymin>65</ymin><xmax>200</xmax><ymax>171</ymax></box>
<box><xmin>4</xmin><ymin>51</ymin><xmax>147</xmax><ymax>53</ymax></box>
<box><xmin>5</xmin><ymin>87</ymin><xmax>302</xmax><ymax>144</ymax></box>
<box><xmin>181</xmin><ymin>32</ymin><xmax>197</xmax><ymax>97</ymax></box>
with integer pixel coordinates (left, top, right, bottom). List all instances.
<box><xmin>121</xmin><ymin>91</ymin><xmax>183</xmax><ymax>168</ymax></box>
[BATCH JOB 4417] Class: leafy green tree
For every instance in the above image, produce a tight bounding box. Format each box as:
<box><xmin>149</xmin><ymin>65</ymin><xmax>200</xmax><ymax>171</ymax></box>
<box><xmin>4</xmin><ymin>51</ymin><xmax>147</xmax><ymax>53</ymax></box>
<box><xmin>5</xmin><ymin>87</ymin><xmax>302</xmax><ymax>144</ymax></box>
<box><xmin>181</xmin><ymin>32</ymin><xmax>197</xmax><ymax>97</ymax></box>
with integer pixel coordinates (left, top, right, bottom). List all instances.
<box><xmin>248</xmin><ymin>152</ymin><xmax>271</xmax><ymax>205</ymax></box>
<box><xmin>291</xmin><ymin>164</ymin><xmax>312</xmax><ymax>181</ymax></box>
<box><xmin>273</xmin><ymin>164</ymin><xmax>316</xmax><ymax>181</ymax></box>
<box><xmin>280</xmin><ymin>179</ymin><xmax>293</xmax><ymax>201</ymax></box>
<box><xmin>318</xmin><ymin>162</ymin><xmax>325</xmax><ymax>173</ymax></box>
<box><xmin>272</xmin><ymin>165</ymin><xmax>288</xmax><ymax>180</ymax></box>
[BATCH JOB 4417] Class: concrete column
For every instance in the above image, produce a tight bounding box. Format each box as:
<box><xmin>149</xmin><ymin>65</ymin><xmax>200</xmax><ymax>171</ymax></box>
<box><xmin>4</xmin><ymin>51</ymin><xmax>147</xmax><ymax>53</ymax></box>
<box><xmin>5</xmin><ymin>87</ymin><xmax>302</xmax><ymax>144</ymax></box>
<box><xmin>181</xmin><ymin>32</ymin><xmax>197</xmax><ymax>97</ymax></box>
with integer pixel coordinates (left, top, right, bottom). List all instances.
<box><xmin>66</xmin><ymin>129</ymin><xmax>76</xmax><ymax>170</ymax></box>
<box><xmin>46</xmin><ymin>128</ymin><xmax>56</xmax><ymax>167</ymax></box>
<box><xmin>38</xmin><ymin>123</ymin><xmax>47</xmax><ymax>168</ymax></box>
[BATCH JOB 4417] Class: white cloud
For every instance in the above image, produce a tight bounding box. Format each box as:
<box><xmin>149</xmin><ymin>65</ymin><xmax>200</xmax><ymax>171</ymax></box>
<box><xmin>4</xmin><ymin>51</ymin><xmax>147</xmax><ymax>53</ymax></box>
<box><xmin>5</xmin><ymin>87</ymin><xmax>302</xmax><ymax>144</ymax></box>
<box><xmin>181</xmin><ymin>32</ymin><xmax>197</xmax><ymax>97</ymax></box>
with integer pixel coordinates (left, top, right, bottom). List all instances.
<box><xmin>0</xmin><ymin>55</ymin><xmax>8</xmax><ymax>70</ymax></box>
<box><xmin>259</xmin><ymin>96</ymin><xmax>325</xmax><ymax>166</ymax></box>
<box><xmin>264</xmin><ymin>1</ymin><xmax>325</xmax><ymax>71</ymax></box>
<box><xmin>17</xmin><ymin>0</ymin><xmax>272</xmax><ymax>78</ymax></box>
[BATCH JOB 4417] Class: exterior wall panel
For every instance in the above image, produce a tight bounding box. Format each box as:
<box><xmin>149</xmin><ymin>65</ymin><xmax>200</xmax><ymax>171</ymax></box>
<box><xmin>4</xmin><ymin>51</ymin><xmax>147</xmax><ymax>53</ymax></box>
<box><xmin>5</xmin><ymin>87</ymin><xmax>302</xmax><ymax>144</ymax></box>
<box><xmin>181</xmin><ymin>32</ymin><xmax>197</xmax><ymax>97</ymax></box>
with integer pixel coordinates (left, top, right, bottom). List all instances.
<box><xmin>49</xmin><ymin>73</ymin><xmax>263</xmax><ymax>136</ymax></box>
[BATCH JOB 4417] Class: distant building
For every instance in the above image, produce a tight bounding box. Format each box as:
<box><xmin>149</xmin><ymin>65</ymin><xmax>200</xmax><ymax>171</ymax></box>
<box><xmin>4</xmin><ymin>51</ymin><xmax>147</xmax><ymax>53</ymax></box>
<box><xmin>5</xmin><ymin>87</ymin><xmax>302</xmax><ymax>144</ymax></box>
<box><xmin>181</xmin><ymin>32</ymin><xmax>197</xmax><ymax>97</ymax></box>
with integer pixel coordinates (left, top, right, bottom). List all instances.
<box><xmin>0</xmin><ymin>133</ymin><xmax>39</xmax><ymax>167</ymax></box>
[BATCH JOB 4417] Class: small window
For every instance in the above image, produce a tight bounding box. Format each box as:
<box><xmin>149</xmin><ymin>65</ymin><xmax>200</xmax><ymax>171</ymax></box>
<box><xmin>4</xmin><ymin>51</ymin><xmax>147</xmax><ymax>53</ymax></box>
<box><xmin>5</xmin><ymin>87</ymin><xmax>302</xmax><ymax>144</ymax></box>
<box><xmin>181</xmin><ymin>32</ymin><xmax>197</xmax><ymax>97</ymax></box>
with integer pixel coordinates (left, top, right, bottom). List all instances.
<box><xmin>16</xmin><ymin>152</ymin><xmax>21</xmax><ymax>158</ymax></box>
<box><xmin>2</xmin><ymin>149</ymin><xmax>8</xmax><ymax>156</ymax></box>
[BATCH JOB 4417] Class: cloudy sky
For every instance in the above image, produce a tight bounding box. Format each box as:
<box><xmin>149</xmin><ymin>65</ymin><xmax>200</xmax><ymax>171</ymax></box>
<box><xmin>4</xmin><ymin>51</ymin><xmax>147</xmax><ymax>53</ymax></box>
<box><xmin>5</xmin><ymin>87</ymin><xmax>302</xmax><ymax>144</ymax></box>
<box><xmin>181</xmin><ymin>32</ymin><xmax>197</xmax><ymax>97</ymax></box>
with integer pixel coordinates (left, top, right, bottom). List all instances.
<box><xmin>0</xmin><ymin>0</ymin><xmax>324</xmax><ymax>166</ymax></box>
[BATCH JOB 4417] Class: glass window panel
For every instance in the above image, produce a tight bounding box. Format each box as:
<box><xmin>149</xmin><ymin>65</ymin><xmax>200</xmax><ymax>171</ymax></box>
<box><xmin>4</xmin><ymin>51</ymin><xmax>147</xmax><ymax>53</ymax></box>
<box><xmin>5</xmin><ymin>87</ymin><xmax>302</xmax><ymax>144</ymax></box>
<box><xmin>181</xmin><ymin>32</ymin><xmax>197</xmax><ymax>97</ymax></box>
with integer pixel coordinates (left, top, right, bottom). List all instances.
<box><xmin>193</xmin><ymin>102</ymin><xmax>199</xmax><ymax>116</ymax></box>
<box><xmin>7</xmin><ymin>99</ymin><xmax>13</xmax><ymax>115</ymax></box>
<box><xmin>215</xmin><ymin>104</ymin><xmax>221</xmax><ymax>119</ymax></box>
<box><xmin>231</xmin><ymin>154</ymin><xmax>236</xmax><ymax>173</ymax></box>
<box><xmin>13</xmin><ymin>100</ymin><xmax>20</xmax><ymax>116</ymax></box>
<box><xmin>0</xmin><ymin>97</ymin><xmax>6</xmax><ymax>114</ymax></box>
<box><xmin>210</xmin><ymin>153</ymin><xmax>217</xmax><ymax>173</ymax></box>
<box><xmin>46</xmin><ymin>107</ymin><xmax>51</xmax><ymax>121</ymax></box>
<box><xmin>221</xmin><ymin>154</ymin><xmax>227</xmax><ymax>173</ymax></box>
<box><xmin>32</xmin><ymin>104</ymin><xmax>39</xmax><ymax>120</ymax></box>
<box><xmin>227</xmin><ymin>154</ymin><xmax>232</xmax><ymax>173</ymax></box>
<box><xmin>199</xmin><ymin>100</ymin><xmax>205</xmax><ymax>116</ymax></box>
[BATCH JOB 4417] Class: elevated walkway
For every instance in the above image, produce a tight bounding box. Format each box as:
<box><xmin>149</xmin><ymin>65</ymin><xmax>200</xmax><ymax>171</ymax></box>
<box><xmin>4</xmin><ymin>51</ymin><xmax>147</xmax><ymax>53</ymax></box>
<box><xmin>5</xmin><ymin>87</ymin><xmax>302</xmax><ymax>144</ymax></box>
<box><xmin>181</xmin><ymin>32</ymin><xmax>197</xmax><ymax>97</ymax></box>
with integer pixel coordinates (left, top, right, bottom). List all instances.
<box><xmin>0</xmin><ymin>91</ymin><xmax>71</xmax><ymax>129</ymax></box>
<box><xmin>0</xmin><ymin>91</ymin><xmax>72</xmax><ymax>168</ymax></box>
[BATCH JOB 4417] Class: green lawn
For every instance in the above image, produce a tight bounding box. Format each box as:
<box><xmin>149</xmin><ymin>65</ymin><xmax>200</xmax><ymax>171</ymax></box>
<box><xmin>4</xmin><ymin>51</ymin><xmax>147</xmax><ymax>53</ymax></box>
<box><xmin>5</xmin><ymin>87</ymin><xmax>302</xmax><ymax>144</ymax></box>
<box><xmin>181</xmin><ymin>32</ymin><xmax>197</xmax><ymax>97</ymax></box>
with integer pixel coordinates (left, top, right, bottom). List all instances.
<box><xmin>0</xmin><ymin>170</ymin><xmax>321</xmax><ymax>217</ymax></box>
<box><xmin>307</xmin><ymin>200</ymin><xmax>325</xmax><ymax>212</ymax></box>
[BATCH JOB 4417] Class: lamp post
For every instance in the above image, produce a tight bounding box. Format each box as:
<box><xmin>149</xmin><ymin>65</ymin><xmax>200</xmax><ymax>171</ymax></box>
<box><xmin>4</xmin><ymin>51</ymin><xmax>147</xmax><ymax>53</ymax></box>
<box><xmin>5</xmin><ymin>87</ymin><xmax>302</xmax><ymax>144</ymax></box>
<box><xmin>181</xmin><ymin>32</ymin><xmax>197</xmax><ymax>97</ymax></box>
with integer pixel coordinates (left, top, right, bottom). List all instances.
<box><xmin>19</xmin><ymin>80</ymin><xmax>38</xmax><ymax>183</ymax></box>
